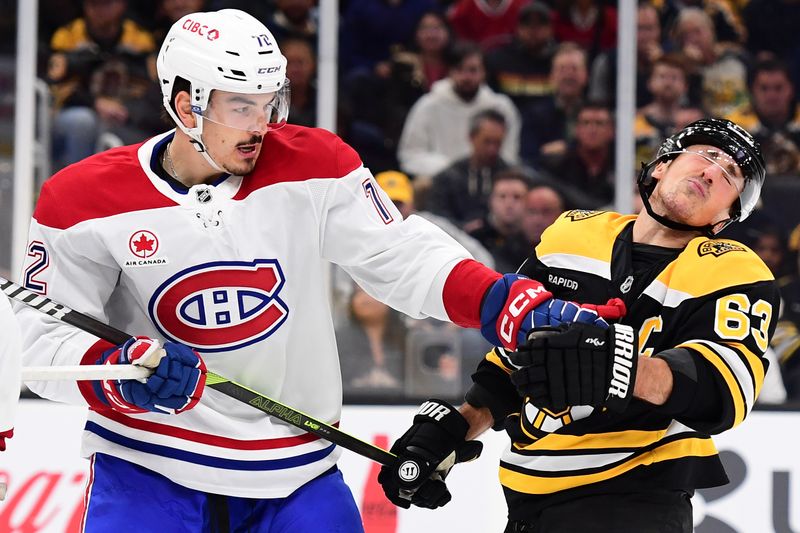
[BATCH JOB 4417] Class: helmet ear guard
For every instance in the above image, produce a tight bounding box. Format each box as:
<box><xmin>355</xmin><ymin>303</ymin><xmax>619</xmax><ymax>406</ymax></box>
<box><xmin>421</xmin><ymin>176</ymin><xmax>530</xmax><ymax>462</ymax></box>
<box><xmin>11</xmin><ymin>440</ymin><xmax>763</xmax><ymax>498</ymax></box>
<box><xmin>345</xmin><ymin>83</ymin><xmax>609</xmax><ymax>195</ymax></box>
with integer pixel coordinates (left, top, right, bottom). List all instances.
<box><xmin>637</xmin><ymin>118</ymin><xmax>766</xmax><ymax>235</ymax></box>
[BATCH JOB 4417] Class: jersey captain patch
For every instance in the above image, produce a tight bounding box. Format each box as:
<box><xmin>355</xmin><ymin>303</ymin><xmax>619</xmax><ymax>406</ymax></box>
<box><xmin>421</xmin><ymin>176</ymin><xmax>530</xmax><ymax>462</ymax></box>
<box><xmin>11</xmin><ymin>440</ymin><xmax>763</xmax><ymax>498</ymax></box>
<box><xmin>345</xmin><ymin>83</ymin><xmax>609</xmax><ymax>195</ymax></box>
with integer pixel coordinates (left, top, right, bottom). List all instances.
<box><xmin>148</xmin><ymin>259</ymin><xmax>289</xmax><ymax>352</ymax></box>
<box><xmin>698</xmin><ymin>241</ymin><xmax>746</xmax><ymax>257</ymax></box>
<box><xmin>564</xmin><ymin>210</ymin><xmax>604</xmax><ymax>222</ymax></box>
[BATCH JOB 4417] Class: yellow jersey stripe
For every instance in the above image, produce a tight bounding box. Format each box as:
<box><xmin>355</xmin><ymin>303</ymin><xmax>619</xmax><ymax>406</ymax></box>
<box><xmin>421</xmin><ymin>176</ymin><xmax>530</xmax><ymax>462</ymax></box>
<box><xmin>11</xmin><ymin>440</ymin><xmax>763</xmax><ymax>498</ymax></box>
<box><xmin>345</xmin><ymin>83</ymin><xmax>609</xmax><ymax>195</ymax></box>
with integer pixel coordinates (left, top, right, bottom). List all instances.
<box><xmin>500</xmin><ymin>436</ymin><xmax>717</xmax><ymax>494</ymax></box>
<box><xmin>724</xmin><ymin>341</ymin><xmax>765</xmax><ymax>399</ymax></box>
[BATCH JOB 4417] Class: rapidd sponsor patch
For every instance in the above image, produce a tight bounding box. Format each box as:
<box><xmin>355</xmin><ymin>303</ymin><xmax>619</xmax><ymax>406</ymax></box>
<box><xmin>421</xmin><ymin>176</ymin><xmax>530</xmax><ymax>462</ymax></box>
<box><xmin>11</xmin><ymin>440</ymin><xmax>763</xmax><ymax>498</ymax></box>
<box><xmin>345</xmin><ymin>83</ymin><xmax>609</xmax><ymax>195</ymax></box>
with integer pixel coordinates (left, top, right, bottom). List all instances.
<box><xmin>698</xmin><ymin>241</ymin><xmax>746</xmax><ymax>257</ymax></box>
<box><xmin>564</xmin><ymin>210</ymin><xmax>604</xmax><ymax>221</ymax></box>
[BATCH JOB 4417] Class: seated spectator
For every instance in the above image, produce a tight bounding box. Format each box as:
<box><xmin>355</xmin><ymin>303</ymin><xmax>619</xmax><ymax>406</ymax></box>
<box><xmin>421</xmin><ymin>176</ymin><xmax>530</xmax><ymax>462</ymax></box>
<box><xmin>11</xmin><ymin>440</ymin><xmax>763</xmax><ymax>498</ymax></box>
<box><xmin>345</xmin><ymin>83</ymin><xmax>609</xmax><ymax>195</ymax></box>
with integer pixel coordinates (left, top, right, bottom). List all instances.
<box><xmin>539</xmin><ymin>101</ymin><xmax>616</xmax><ymax>209</ymax></box>
<box><xmin>589</xmin><ymin>0</ymin><xmax>663</xmax><ymax>109</ymax></box>
<box><xmin>283</xmin><ymin>37</ymin><xmax>317</xmax><ymax>127</ymax></box>
<box><xmin>467</xmin><ymin>170</ymin><xmax>531</xmax><ymax>273</ymax></box>
<box><xmin>519</xmin><ymin>42</ymin><xmax>588</xmax><ymax>167</ymax></box>
<box><xmin>769</xmin><ymin>251</ymin><xmax>800</xmax><ymax>403</ymax></box>
<box><xmin>47</xmin><ymin>0</ymin><xmax>159</xmax><ymax>168</ymax></box>
<box><xmin>726</xmin><ymin>58</ymin><xmax>800</xmax><ymax>175</ymax></box>
<box><xmin>397</xmin><ymin>40</ymin><xmax>520</xmax><ymax>179</ymax></box>
<box><xmin>261</xmin><ymin>0</ymin><xmax>317</xmax><ymax>45</ymax></box>
<box><xmin>658</xmin><ymin>0</ymin><xmax>747</xmax><ymax>48</ymax></box>
<box><xmin>337</xmin><ymin>284</ymin><xmax>405</xmax><ymax>391</ymax></box>
<box><xmin>151</xmin><ymin>0</ymin><xmax>207</xmax><ymax>46</ymax></box>
<box><xmin>552</xmin><ymin>0</ymin><xmax>617</xmax><ymax>62</ymax></box>
<box><xmin>743</xmin><ymin>0</ymin><xmax>800</xmax><ymax>90</ymax></box>
<box><xmin>671</xmin><ymin>6</ymin><xmax>750</xmax><ymax>118</ymax></box>
<box><xmin>484</xmin><ymin>1</ymin><xmax>556</xmax><ymax>110</ymax></box>
<box><xmin>635</xmin><ymin>54</ymin><xmax>691</xmax><ymax>165</ymax></box>
<box><xmin>340</xmin><ymin>10</ymin><xmax>452</xmax><ymax>173</ymax></box>
<box><xmin>427</xmin><ymin>109</ymin><xmax>511</xmax><ymax>232</ymax></box>
<box><xmin>447</xmin><ymin>0</ymin><xmax>530</xmax><ymax>51</ymax></box>
<box><xmin>339</xmin><ymin>0</ymin><xmax>436</xmax><ymax>81</ymax></box>
<box><xmin>522</xmin><ymin>183</ymin><xmax>565</xmax><ymax>247</ymax></box>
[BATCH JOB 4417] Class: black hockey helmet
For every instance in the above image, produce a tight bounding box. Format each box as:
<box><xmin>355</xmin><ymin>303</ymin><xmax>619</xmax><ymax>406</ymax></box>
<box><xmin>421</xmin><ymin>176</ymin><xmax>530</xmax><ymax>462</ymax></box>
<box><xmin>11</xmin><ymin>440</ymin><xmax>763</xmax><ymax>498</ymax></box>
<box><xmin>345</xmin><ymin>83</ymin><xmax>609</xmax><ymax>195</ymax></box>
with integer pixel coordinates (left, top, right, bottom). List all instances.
<box><xmin>638</xmin><ymin>118</ymin><xmax>766</xmax><ymax>234</ymax></box>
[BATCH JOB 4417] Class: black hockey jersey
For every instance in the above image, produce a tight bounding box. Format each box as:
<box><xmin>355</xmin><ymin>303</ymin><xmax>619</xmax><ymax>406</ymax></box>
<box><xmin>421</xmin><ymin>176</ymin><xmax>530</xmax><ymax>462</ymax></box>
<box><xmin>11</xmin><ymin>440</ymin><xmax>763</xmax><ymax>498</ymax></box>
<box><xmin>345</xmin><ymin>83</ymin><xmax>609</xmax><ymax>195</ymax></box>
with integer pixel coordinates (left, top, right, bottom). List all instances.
<box><xmin>468</xmin><ymin>210</ymin><xmax>779</xmax><ymax>520</ymax></box>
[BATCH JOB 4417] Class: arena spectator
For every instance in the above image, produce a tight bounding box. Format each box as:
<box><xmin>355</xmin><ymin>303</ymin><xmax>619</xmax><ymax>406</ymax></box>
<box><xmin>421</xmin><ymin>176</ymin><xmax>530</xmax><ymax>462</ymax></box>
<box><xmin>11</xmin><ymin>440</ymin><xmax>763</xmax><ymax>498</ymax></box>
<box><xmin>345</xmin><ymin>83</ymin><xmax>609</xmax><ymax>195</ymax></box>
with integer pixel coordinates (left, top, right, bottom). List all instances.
<box><xmin>671</xmin><ymin>6</ymin><xmax>750</xmax><ymax>118</ymax></box>
<box><xmin>539</xmin><ymin>101</ymin><xmax>616</xmax><ymax>209</ymax></box>
<box><xmin>261</xmin><ymin>0</ymin><xmax>317</xmax><ymax>45</ymax></box>
<box><xmin>339</xmin><ymin>0</ymin><xmax>437</xmax><ymax>81</ymax></box>
<box><xmin>467</xmin><ymin>170</ymin><xmax>531</xmax><ymax>273</ymax></box>
<box><xmin>743</xmin><ymin>0</ymin><xmax>800</xmax><ymax>89</ymax></box>
<box><xmin>484</xmin><ymin>1</ymin><xmax>556</xmax><ymax>110</ymax></box>
<box><xmin>726</xmin><ymin>59</ymin><xmax>800</xmax><ymax>175</ymax></box>
<box><xmin>552</xmin><ymin>0</ymin><xmax>618</xmax><ymax>62</ymax></box>
<box><xmin>589</xmin><ymin>0</ymin><xmax>663</xmax><ymax>109</ymax></box>
<box><xmin>521</xmin><ymin>183</ymin><xmax>564</xmax><ymax>247</ymax></box>
<box><xmin>658</xmin><ymin>0</ymin><xmax>746</xmax><ymax>47</ymax></box>
<box><xmin>635</xmin><ymin>54</ymin><xmax>691</xmax><ymax>165</ymax></box>
<box><xmin>47</xmin><ymin>0</ymin><xmax>159</xmax><ymax>168</ymax></box>
<box><xmin>427</xmin><ymin>109</ymin><xmax>512</xmax><ymax>231</ymax></box>
<box><xmin>519</xmin><ymin>42</ymin><xmax>588</xmax><ymax>167</ymax></box>
<box><xmin>447</xmin><ymin>0</ymin><xmax>530</xmax><ymax>51</ymax></box>
<box><xmin>283</xmin><ymin>37</ymin><xmax>317</xmax><ymax>128</ymax></box>
<box><xmin>397</xmin><ymin>41</ymin><xmax>520</xmax><ymax>179</ymax></box>
<box><xmin>151</xmin><ymin>0</ymin><xmax>207</xmax><ymax>46</ymax></box>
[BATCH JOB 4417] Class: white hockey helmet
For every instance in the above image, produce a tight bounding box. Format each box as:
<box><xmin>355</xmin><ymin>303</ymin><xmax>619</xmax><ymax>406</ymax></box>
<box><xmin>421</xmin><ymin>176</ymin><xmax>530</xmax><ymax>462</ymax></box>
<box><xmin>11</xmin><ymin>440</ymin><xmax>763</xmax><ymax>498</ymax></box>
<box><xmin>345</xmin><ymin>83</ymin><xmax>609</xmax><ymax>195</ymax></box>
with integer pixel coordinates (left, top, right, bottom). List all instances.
<box><xmin>156</xmin><ymin>9</ymin><xmax>289</xmax><ymax>166</ymax></box>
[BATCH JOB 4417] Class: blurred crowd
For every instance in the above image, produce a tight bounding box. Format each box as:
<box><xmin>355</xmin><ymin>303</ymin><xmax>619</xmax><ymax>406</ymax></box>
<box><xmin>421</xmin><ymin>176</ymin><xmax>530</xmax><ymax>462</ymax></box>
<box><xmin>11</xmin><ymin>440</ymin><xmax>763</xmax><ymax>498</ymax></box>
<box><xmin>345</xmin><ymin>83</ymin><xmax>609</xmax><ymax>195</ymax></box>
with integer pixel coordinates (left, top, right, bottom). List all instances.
<box><xmin>6</xmin><ymin>0</ymin><xmax>800</xmax><ymax>405</ymax></box>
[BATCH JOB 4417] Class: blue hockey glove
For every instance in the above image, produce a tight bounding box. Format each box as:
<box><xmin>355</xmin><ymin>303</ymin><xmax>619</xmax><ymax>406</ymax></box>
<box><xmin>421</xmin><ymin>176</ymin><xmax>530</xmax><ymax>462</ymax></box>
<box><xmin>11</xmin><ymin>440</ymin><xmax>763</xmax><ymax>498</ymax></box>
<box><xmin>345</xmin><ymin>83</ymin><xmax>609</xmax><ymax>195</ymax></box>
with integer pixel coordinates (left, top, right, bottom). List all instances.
<box><xmin>480</xmin><ymin>274</ymin><xmax>615</xmax><ymax>351</ymax></box>
<box><xmin>95</xmin><ymin>337</ymin><xmax>207</xmax><ymax>415</ymax></box>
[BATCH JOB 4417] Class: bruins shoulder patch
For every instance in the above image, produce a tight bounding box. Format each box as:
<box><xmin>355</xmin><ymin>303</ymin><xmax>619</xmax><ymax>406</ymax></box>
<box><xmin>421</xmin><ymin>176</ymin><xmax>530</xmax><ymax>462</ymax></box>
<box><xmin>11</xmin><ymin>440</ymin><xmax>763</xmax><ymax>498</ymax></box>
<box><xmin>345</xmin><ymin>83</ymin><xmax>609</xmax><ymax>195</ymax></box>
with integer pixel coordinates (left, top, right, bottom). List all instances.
<box><xmin>698</xmin><ymin>240</ymin><xmax>746</xmax><ymax>257</ymax></box>
<box><xmin>564</xmin><ymin>210</ymin><xmax>605</xmax><ymax>221</ymax></box>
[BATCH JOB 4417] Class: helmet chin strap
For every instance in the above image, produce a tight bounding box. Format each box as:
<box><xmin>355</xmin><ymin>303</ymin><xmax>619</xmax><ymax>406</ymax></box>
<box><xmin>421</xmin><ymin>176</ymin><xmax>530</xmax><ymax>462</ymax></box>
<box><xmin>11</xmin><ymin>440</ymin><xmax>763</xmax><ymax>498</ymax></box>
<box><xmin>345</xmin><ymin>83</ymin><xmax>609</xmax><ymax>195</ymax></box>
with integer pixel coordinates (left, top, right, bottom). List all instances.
<box><xmin>638</xmin><ymin>182</ymin><xmax>732</xmax><ymax>238</ymax></box>
<box><xmin>184</xmin><ymin>115</ymin><xmax>226</xmax><ymax>174</ymax></box>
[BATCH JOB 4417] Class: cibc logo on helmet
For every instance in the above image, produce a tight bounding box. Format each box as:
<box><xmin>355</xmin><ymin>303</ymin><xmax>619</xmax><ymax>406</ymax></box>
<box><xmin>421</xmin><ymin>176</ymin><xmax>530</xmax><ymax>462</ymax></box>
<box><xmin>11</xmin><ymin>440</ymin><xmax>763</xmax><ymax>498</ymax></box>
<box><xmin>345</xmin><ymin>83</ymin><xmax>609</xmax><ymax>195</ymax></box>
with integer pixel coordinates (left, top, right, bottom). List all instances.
<box><xmin>181</xmin><ymin>18</ymin><xmax>220</xmax><ymax>41</ymax></box>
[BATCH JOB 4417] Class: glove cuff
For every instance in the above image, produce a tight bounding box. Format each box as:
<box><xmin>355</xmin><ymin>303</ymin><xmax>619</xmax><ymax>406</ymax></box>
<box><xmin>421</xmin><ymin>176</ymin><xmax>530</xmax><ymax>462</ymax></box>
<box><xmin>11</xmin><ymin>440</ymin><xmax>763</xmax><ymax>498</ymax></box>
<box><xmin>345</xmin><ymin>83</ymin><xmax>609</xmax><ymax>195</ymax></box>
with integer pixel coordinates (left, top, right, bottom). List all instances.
<box><xmin>604</xmin><ymin>324</ymin><xmax>638</xmax><ymax>413</ymax></box>
<box><xmin>413</xmin><ymin>399</ymin><xmax>469</xmax><ymax>443</ymax></box>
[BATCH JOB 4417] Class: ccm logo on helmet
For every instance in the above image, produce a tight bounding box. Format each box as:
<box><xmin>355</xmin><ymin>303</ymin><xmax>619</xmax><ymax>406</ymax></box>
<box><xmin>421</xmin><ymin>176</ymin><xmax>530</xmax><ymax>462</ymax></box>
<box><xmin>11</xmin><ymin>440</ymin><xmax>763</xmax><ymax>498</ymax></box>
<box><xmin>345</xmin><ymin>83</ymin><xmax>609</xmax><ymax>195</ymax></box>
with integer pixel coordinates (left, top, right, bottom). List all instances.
<box><xmin>182</xmin><ymin>19</ymin><xmax>220</xmax><ymax>41</ymax></box>
<box><xmin>149</xmin><ymin>259</ymin><xmax>289</xmax><ymax>353</ymax></box>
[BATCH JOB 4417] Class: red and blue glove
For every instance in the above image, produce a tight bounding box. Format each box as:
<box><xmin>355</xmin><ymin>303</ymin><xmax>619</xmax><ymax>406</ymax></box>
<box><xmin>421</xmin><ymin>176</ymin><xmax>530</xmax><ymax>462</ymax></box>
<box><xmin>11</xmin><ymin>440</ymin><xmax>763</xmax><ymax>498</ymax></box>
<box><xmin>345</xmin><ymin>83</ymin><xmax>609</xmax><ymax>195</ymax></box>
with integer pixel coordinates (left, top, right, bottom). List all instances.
<box><xmin>93</xmin><ymin>337</ymin><xmax>206</xmax><ymax>415</ymax></box>
<box><xmin>480</xmin><ymin>274</ymin><xmax>622</xmax><ymax>351</ymax></box>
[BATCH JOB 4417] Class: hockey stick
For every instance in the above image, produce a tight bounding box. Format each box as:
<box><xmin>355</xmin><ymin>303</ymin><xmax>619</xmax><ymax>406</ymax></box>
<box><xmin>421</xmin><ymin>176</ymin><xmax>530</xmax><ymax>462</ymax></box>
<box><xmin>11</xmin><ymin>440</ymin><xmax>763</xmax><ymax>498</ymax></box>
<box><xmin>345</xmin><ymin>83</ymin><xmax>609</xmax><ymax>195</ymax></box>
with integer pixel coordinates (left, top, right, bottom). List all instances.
<box><xmin>2</xmin><ymin>276</ymin><xmax>395</xmax><ymax>466</ymax></box>
<box><xmin>22</xmin><ymin>364</ymin><xmax>152</xmax><ymax>381</ymax></box>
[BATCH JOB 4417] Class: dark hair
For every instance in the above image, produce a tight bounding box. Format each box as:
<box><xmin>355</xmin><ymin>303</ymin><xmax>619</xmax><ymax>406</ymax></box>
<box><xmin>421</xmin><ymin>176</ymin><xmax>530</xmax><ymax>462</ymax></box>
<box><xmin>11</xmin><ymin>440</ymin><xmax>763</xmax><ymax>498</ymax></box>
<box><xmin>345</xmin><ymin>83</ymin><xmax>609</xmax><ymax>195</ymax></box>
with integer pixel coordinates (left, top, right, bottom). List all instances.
<box><xmin>492</xmin><ymin>168</ymin><xmax>533</xmax><ymax>190</ymax></box>
<box><xmin>576</xmin><ymin>99</ymin><xmax>613</xmax><ymax>119</ymax></box>
<box><xmin>749</xmin><ymin>58</ymin><xmax>793</xmax><ymax>89</ymax></box>
<box><xmin>159</xmin><ymin>76</ymin><xmax>191</xmax><ymax>125</ymax></box>
<box><xmin>444</xmin><ymin>40</ymin><xmax>483</xmax><ymax>70</ymax></box>
<box><xmin>652</xmin><ymin>52</ymin><xmax>689</xmax><ymax>79</ymax></box>
<box><xmin>518</xmin><ymin>2</ymin><xmax>551</xmax><ymax>26</ymax></box>
<box><xmin>469</xmin><ymin>109</ymin><xmax>507</xmax><ymax>137</ymax></box>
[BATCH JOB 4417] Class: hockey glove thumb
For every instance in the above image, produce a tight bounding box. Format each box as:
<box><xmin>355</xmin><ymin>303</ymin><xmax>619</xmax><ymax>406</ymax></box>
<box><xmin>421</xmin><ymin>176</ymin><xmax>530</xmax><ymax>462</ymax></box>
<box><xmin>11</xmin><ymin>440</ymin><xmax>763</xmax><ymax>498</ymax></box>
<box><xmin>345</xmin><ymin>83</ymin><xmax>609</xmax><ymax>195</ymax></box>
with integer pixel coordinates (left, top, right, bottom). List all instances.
<box><xmin>510</xmin><ymin>323</ymin><xmax>638</xmax><ymax>413</ymax></box>
<box><xmin>378</xmin><ymin>399</ymin><xmax>482</xmax><ymax>509</ymax></box>
<box><xmin>95</xmin><ymin>337</ymin><xmax>207</xmax><ymax>415</ymax></box>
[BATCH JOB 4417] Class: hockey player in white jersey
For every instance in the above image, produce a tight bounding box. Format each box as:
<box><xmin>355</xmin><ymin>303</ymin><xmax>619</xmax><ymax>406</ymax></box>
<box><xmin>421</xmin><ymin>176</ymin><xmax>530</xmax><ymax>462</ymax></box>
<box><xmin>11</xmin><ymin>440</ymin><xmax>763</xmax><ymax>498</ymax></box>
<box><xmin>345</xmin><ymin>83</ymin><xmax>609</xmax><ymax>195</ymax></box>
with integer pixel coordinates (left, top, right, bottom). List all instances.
<box><xmin>0</xmin><ymin>295</ymin><xmax>21</xmax><ymax>454</ymax></box>
<box><xmin>15</xmin><ymin>9</ymin><xmax>621</xmax><ymax>532</ymax></box>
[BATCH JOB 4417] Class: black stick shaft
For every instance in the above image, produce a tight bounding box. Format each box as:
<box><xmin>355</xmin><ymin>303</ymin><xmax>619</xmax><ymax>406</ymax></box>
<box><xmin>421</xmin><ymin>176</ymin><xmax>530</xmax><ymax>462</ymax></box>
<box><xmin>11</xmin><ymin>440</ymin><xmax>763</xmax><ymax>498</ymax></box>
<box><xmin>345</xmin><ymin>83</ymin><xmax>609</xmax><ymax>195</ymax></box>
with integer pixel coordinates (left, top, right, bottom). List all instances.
<box><xmin>2</xmin><ymin>276</ymin><xmax>394</xmax><ymax>465</ymax></box>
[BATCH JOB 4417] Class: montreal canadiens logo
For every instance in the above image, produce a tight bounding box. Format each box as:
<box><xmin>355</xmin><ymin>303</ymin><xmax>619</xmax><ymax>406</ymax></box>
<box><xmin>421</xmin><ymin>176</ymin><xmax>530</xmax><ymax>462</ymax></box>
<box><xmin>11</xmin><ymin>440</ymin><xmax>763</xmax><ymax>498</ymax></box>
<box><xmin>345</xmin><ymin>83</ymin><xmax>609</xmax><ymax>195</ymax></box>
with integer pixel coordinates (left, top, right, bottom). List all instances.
<box><xmin>129</xmin><ymin>230</ymin><xmax>159</xmax><ymax>258</ymax></box>
<box><xmin>148</xmin><ymin>259</ymin><xmax>288</xmax><ymax>352</ymax></box>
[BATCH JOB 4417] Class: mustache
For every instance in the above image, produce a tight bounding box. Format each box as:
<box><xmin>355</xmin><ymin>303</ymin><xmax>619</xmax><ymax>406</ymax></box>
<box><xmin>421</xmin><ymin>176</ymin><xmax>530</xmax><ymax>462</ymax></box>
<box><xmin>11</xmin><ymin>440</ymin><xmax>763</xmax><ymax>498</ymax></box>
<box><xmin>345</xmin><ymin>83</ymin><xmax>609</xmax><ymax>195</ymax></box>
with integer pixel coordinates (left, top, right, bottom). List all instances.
<box><xmin>237</xmin><ymin>135</ymin><xmax>263</xmax><ymax>146</ymax></box>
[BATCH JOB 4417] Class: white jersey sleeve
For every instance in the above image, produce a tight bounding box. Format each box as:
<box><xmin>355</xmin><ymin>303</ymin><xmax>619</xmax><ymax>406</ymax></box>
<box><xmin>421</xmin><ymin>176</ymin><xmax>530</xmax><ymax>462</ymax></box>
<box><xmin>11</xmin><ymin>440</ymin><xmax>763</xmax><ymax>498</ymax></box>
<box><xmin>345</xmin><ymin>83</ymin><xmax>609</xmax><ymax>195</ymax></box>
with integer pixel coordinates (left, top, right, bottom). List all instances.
<box><xmin>0</xmin><ymin>295</ymin><xmax>21</xmax><ymax>436</ymax></box>
<box><xmin>316</xmin><ymin>166</ymin><xmax>472</xmax><ymax>321</ymax></box>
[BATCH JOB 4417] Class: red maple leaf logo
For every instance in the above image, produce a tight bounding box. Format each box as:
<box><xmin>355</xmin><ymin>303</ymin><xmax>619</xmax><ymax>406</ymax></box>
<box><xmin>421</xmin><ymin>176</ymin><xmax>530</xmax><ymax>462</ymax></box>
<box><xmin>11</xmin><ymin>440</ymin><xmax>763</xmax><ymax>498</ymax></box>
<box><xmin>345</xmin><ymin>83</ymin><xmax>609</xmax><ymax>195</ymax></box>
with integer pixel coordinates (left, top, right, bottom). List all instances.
<box><xmin>132</xmin><ymin>233</ymin><xmax>155</xmax><ymax>253</ymax></box>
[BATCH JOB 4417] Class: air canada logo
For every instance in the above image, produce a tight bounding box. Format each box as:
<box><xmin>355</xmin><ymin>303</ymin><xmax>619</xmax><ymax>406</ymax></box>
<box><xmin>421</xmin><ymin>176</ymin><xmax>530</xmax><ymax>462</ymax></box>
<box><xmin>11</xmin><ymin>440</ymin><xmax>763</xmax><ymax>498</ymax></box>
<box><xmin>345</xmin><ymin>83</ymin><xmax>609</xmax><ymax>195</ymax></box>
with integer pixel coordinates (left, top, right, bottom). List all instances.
<box><xmin>148</xmin><ymin>259</ymin><xmax>289</xmax><ymax>352</ymax></box>
<box><xmin>698</xmin><ymin>241</ymin><xmax>746</xmax><ymax>257</ymax></box>
<box><xmin>126</xmin><ymin>230</ymin><xmax>169</xmax><ymax>267</ymax></box>
<box><xmin>565</xmin><ymin>210</ymin><xmax>604</xmax><ymax>221</ymax></box>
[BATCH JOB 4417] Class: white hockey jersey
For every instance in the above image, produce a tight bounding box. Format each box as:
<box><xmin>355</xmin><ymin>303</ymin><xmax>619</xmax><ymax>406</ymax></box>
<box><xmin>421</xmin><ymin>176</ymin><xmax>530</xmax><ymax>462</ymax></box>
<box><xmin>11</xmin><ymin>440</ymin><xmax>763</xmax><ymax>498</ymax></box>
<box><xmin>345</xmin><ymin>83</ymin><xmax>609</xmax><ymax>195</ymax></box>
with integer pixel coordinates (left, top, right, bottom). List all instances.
<box><xmin>0</xmin><ymin>295</ymin><xmax>21</xmax><ymax>443</ymax></box>
<box><xmin>17</xmin><ymin>126</ymin><xmax>476</xmax><ymax>497</ymax></box>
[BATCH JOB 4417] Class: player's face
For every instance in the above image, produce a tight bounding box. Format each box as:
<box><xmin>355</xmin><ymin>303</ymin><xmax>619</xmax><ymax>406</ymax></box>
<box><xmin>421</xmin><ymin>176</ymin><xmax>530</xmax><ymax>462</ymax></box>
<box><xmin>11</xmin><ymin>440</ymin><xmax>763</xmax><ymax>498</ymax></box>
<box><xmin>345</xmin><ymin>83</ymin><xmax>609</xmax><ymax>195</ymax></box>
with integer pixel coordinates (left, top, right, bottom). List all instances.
<box><xmin>201</xmin><ymin>90</ymin><xmax>281</xmax><ymax>175</ymax></box>
<box><xmin>650</xmin><ymin>144</ymin><xmax>745</xmax><ymax>228</ymax></box>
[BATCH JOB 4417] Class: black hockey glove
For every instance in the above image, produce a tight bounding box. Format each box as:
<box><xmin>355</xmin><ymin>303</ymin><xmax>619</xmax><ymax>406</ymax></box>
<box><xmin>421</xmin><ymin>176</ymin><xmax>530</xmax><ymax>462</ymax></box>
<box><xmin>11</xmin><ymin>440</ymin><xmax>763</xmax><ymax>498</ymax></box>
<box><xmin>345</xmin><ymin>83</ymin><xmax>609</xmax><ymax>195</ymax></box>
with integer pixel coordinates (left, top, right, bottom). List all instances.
<box><xmin>378</xmin><ymin>399</ymin><xmax>483</xmax><ymax>509</ymax></box>
<box><xmin>509</xmin><ymin>323</ymin><xmax>638</xmax><ymax>413</ymax></box>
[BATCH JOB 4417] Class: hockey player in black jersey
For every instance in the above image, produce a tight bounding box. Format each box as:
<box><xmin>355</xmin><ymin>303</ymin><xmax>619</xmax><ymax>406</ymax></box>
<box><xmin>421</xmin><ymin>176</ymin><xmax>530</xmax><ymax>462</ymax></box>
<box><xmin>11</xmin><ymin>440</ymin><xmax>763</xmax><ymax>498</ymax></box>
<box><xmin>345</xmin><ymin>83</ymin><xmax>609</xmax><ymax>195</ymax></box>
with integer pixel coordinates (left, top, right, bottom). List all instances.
<box><xmin>379</xmin><ymin>118</ymin><xmax>778</xmax><ymax>533</ymax></box>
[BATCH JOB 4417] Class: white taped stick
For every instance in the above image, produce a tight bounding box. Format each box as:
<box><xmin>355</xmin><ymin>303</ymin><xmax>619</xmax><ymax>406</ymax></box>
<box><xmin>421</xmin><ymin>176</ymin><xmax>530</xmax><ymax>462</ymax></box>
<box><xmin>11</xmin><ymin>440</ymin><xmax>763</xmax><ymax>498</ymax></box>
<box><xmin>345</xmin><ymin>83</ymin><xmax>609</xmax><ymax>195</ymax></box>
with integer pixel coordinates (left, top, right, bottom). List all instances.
<box><xmin>22</xmin><ymin>365</ymin><xmax>152</xmax><ymax>382</ymax></box>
